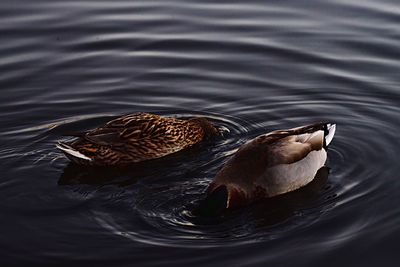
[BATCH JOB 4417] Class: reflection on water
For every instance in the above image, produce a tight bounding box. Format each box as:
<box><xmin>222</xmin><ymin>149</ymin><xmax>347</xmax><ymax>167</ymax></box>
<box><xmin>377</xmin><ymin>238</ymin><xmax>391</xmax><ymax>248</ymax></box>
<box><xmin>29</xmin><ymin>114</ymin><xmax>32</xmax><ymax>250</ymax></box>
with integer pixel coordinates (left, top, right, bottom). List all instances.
<box><xmin>1</xmin><ymin>0</ymin><xmax>400</xmax><ymax>266</ymax></box>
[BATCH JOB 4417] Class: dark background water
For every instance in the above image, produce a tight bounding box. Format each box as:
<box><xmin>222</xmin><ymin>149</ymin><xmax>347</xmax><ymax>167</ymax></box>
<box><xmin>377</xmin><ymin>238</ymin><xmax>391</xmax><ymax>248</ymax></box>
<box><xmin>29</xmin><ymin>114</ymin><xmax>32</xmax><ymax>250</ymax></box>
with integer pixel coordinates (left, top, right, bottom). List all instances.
<box><xmin>1</xmin><ymin>0</ymin><xmax>400</xmax><ymax>266</ymax></box>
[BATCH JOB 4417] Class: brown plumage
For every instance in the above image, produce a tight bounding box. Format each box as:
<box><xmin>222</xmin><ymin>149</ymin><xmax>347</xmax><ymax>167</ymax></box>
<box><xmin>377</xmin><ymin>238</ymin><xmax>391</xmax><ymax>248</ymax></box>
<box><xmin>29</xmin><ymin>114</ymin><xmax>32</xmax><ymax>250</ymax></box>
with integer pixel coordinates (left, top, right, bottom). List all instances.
<box><xmin>56</xmin><ymin>112</ymin><xmax>219</xmax><ymax>166</ymax></box>
<box><xmin>206</xmin><ymin>122</ymin><xmax>336</xmax><ymax>210</ymax></box>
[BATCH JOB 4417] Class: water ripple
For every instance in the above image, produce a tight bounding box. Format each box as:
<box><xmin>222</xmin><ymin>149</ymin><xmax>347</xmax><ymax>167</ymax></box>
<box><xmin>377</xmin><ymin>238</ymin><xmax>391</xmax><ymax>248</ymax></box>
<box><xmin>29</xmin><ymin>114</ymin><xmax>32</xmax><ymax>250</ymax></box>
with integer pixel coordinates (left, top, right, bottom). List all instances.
<box><xmin>1</xmin><ymin>0</ymin><xmax>400</xmax><ymax>266</ymax></box>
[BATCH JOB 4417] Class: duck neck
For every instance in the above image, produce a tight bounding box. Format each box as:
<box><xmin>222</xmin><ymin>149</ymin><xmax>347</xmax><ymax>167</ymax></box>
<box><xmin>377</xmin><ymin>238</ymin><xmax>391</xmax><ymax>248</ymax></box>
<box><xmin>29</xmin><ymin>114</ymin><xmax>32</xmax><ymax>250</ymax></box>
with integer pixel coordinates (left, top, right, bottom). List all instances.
<box><xmin>188</xmin><ymin>118</ymin><xmax>219</xmax><ymax>138</ymax></box>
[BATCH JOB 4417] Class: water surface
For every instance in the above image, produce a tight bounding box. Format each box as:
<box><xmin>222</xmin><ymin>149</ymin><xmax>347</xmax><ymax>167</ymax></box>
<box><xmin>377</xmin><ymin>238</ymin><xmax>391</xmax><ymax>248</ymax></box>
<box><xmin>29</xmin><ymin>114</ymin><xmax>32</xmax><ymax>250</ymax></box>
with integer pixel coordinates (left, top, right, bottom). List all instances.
<box><xmin>1</xmin><ymin>0</ymin><xmax>400</xmax><ymax>266</ymax></box>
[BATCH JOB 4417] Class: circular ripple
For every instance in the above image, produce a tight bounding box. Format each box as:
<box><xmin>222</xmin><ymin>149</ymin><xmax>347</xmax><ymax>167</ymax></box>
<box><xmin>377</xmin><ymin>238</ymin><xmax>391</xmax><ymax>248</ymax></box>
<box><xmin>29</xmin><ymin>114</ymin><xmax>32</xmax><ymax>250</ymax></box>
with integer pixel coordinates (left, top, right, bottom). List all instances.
<box><xmin>1</xmin><ymin>0</ymin><xmax>400</xmax><ymax>264</ymax></box>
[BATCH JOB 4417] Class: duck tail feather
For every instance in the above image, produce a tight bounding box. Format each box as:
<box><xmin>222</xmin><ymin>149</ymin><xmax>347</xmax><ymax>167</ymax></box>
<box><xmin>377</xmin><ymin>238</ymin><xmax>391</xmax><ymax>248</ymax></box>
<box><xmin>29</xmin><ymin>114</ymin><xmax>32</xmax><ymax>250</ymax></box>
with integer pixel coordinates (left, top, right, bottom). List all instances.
<box><xmin>56</xmin><ymin>142</ymin><xmax>92</xmax><ymax>161</ymax></box>
<box><xmin>325</xmin><ymin>123</ymin><xmax>336</xmax><ymax>147</ymax></box>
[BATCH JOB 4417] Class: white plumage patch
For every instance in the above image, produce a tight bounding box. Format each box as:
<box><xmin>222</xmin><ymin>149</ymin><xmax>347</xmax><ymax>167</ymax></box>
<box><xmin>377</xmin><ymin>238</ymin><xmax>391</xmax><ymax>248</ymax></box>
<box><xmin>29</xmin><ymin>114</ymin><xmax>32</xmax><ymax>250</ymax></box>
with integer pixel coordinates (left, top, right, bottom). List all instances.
<box><xmin>325</xmin><ymin>123</ymin><xmax>336</xmax><ymax>146</ymax></box>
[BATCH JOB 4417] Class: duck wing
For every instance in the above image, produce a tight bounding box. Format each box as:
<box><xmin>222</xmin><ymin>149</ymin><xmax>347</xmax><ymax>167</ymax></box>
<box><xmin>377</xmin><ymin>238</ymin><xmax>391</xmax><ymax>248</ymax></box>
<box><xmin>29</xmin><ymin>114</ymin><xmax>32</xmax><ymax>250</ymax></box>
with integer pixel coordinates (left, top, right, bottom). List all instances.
<box><xmin>59</xmin><ymin>113</ymin><xmax>202</xmax><ymax>165</ymax></box>
<box><xmin>256</xmin><ymin>122</ymin><xmax>335</xmax><ymax>165</ymax></box>
<box><xmin>84</xmin><ymin>113</ymin><xmax>167</xmax><ymax>145</ymax></box>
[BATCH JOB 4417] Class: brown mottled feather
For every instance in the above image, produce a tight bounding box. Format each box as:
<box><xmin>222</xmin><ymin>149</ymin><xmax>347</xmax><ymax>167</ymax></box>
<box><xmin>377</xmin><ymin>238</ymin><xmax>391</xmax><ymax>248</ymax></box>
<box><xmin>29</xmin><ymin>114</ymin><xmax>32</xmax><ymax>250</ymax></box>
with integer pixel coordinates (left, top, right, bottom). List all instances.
<box><xmin>57</xmin><ymin>112</ymin><xmax>219</xmax><ymax>166</ymax></box>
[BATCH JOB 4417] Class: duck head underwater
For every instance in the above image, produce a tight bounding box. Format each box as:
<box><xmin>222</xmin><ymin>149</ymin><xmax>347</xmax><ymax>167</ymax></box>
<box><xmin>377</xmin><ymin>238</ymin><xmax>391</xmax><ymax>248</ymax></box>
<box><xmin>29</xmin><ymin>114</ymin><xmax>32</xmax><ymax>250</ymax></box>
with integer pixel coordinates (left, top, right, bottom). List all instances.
<box><xmin>56</xmin><ymin>112</ymin><xmax>220</xmax><ymax>166</ymax></box>
<box><xmin>202</xmin><ymin>122</ymin><xmax>336</xmax><ymax>211</ymax></box>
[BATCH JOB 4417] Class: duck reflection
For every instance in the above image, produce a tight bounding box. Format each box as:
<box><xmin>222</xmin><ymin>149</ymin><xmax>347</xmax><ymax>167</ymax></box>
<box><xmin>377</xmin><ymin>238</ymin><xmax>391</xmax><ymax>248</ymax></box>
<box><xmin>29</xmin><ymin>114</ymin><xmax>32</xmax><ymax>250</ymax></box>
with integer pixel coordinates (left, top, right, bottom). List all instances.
<box><xmin>59</xmin><ymin>154</ymin><xmax>329</xmax><ymax>228</ymax></box>
<box><xmin>58</xmin><ymin>163</ymin><xmax>139</xmax><ymax>186</ymax></box>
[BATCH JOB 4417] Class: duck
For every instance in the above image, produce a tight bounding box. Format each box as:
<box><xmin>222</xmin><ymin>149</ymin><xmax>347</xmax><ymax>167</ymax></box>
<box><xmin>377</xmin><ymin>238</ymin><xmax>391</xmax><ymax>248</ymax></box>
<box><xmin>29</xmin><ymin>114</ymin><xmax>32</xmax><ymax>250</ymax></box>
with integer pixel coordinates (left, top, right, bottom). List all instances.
<box><xmin>56</xmin><ymin>112</ymin><xmax>220</xmax><ymax>166</ymax></box>
<box><xmin>205</xmin><ymin>122</ymin><xmax>336</xmax><ymax>210</ymax></box>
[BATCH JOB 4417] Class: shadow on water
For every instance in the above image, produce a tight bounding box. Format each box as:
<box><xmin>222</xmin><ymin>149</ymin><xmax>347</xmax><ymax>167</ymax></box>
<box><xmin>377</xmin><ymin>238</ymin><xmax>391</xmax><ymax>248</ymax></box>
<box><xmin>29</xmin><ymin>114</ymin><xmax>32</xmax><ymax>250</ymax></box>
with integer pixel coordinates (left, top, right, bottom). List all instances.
<box><xmin>58</xmin><ymin>163</ymin><xmax>140</xmax><ymax>186</ymax></box>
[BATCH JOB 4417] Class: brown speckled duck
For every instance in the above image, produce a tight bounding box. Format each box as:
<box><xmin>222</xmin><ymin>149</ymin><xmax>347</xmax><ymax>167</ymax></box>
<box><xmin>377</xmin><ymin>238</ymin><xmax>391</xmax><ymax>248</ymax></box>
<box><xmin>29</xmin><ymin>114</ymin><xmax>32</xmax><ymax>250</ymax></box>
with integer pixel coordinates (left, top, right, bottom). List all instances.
<box><xmin>56</xmin><ymin>112</ymin><xmax>219</xmax><ymax>166</ymax></box>
<box><xmin>206</xmin><ymin>122</ymin><xmax>336</xmax><ymax>210</ymax></box>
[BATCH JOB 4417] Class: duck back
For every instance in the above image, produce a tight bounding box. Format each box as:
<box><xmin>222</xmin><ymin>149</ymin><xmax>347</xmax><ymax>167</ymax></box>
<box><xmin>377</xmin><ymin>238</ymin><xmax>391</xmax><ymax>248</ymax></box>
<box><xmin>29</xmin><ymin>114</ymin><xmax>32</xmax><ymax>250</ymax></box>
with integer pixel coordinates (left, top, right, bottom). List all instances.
<box><xmin>56</xmin><ymin>112</ymin><xmax>218</xmax><ymax>166</ymax></box>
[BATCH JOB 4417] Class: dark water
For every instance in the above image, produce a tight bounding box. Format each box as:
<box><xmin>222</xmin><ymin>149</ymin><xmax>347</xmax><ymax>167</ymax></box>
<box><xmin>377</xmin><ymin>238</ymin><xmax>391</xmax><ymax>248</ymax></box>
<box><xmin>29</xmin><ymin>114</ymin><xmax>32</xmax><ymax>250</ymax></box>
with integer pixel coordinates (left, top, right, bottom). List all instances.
<box><xmin>1</xmin><ymin>0</ymin><xmax>400</xmax><ymax>266</ymax></box>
